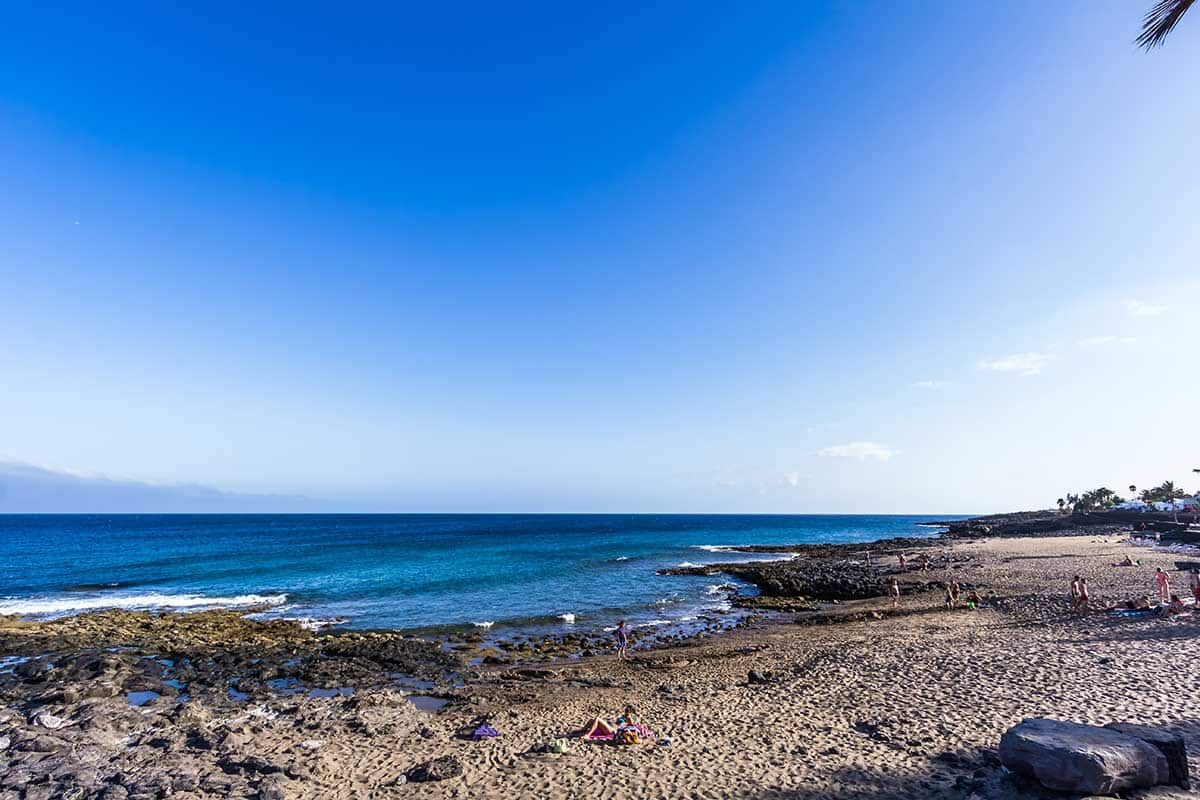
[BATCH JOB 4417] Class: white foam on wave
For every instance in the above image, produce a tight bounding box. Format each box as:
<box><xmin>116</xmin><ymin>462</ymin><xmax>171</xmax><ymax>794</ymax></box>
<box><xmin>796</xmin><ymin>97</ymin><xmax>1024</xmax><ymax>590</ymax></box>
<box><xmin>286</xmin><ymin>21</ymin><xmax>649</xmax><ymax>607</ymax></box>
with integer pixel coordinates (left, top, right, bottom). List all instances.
<box><xmin>634</xmin><ymin>619</ymin><xmax>672</xmax><ymax>629</ymax></box>
<box><xmin>721</xmin><ymin>553</ymin><xmax>798</xmax><ymax>565</ymax></box>
<box><xmin>613</xmin><ymin>556</ymin><xmax>630</xmax><ymax>561</ymax></box>
<box><xmin>290</xmin><ymin>617</ymin><xmax>348</xmax><ymax>631</ymax></box>
<box><xmin>691</xmin><ymin>544</ymin><xmax>737</xmax><ymax>553</ymax></box>
<box><xmin>675</xmin><ymin>561</ymin><xmax>705</xmax><ymax>568</ymax></box>
<box><xmin>558</xmin><ymin>613</ymin><xmax>576</xmax><ymax>624</ymax></box>
<box><xmin>472</xmin><ymin>621</ymin><xmax>495</xmax><ymax>629</ymax></box>
<box><xmin>0</xmin><ymin>592</ymin><xmax>288</xmax><ymax>617</ymax></box>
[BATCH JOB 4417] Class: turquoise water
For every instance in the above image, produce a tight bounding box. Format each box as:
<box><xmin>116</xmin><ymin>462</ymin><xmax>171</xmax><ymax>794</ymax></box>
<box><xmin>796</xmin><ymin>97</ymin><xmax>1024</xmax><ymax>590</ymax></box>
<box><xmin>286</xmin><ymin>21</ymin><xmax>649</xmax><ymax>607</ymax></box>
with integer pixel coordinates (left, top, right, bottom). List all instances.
<box><xmin>0</xmin><ymin>514</ymin><xmax>956</xmax><ymax>635</ymax></box>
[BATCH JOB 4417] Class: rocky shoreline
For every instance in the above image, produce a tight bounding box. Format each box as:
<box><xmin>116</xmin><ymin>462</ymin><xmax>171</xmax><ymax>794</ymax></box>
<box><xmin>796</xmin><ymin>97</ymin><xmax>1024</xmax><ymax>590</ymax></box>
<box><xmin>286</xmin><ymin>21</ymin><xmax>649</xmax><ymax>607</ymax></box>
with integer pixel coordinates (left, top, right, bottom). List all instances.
<box><xmin>653</xmin><ymin>511</ymin><xmax>1161</xmax><ymax>613</ymax></box>
<box><xmin>6</xmin><ymin>516</ymin><xmax>1194</xmax><ymax>799</ymax></box>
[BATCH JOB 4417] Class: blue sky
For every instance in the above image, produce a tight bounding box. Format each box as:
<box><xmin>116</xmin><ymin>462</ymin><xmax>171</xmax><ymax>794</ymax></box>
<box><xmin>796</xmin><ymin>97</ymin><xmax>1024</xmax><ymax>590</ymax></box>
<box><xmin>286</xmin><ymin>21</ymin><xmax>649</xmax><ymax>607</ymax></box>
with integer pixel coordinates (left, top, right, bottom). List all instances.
<box><xmin>1</xmin><ymin>2</ymin><xmax>1198</xmax><ymax>513</ymax></box>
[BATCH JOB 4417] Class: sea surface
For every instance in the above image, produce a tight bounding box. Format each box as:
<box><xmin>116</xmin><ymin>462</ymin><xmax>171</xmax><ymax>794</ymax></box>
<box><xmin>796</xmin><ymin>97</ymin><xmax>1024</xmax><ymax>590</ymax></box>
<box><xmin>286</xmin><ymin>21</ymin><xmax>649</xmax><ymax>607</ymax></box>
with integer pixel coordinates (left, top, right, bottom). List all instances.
<box><xmin>0</xmin><ymin>514</ymin><xmax>959</xmax><ymax>637</ymax></box>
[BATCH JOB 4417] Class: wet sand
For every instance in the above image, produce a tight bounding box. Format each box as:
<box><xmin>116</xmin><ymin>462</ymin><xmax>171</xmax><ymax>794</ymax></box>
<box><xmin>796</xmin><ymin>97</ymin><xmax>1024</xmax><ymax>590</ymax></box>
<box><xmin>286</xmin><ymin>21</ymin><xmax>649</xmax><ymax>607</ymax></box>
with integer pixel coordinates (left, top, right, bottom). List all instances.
<box><xmin>3</xmin><ymin>535</ymin><xmax>1199</xmax><ymax>799</ymax></box>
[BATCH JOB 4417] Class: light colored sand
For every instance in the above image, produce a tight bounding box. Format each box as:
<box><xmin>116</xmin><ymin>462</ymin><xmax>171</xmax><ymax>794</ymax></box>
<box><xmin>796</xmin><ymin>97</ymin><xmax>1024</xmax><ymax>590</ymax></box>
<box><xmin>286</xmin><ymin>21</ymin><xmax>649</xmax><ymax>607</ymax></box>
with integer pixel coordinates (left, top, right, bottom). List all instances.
<box><xmin>219</xmin><ymin>535</ymin><xmax>1200</xmax><ymax>799</ymax></box>
<box><xmin>6</xmin><ymin>535</ymin><xmax>1198</xmax><ymax>799</ymax></box>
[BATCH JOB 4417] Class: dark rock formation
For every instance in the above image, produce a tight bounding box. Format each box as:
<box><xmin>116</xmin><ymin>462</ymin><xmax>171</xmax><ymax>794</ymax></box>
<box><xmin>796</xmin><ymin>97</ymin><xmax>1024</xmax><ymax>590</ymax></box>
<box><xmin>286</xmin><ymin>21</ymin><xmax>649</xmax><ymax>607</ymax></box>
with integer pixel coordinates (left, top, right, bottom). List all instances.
<box><xmin>1104</xmin><ymin>721</ymin><xmax>1190</xmax><ymax>788</ymax></box>
<box><xmin>999</xmin><ymin>718</ymin><xmax>1169</xmax><ymax>794</ymax></box>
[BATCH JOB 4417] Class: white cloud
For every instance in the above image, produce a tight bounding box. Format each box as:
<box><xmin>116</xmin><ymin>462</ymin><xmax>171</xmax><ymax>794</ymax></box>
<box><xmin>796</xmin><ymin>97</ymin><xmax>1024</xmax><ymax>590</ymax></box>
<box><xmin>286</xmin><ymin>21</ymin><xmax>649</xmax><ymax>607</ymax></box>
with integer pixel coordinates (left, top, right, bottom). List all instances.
<box><xmin>976</xmin><ymin>352</ymin><xmax>1050</xmax><ymax>376</ymax></box>
<box><xmin>1077</xmin><ymin>336</ymin><xmax>1139</xmax><ymax>347</ymax></box>
<box><xmin>783</xmin><ymin>471</ymin><xmax>803</xmax><ymax>487</ymax></box>
<box><xmin>912</xmin><ymin>380</ymin><xmax>947</xmax><ymax>389</ymax></box>
<box><xmin>816</xmin><ymin>442</ymin><xmax>897</xmax><ymax>462</ymax></box>
<box><xmin>1126</xmin><ymin>300</ymin><xmax>1169</xmax><ymax>317</ymax></box>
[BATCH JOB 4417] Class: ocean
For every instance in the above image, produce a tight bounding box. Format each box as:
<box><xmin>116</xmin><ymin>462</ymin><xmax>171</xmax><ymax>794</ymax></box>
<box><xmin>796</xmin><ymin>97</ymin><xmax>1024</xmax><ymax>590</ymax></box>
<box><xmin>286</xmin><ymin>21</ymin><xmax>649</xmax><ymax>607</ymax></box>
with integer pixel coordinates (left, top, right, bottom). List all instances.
<box><xmin>0</xmin><ymin>514</ymin><xmax>957</xmax><ymax>637</ymax></box>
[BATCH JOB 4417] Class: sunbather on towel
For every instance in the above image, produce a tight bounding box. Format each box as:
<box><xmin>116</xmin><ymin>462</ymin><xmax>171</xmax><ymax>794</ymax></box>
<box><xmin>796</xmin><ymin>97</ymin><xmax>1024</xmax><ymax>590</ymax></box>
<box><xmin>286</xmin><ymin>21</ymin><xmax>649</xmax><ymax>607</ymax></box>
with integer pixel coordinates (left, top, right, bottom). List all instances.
<box><xmin>583</xmin><ymin>717</ymin><xmax>616</xmax><ymax>740</ymax></box>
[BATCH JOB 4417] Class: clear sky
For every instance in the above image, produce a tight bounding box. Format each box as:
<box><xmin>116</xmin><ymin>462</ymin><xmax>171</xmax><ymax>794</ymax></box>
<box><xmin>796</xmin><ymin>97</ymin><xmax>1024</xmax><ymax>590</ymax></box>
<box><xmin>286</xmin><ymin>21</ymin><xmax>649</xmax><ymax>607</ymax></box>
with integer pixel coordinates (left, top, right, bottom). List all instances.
<box><xmin>1</xmin><ymin>2</ymin><xmax>1197</xmax><ymax>513</ymax></box>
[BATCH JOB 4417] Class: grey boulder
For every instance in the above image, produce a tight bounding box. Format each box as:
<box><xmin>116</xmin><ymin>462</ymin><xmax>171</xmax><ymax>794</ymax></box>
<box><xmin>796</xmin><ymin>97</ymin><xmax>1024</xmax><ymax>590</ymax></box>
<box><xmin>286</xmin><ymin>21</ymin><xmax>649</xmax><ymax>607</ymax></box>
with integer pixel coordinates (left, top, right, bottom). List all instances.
<box><xmin>999</xmin><ymin>718</ymin><xmax>1168</xmax><ymax>794</ymax></box>
<box><xmin>1104</xmin><ymin>721</ymin><xmax>1190</xmax><ymax>789</ymax></box>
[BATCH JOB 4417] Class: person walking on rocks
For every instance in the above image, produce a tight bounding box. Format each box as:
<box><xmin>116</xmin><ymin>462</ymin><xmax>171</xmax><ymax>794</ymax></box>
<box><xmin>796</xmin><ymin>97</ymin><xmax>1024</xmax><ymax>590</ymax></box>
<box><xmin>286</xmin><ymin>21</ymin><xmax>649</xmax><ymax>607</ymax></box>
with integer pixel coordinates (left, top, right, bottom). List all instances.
<box><xmin>615</xmin><ymin>620</ymin><xmax>629</xmax><ymax>660</ymax></box>
<box><xmin>889</xmin><ymin>578</ymin><xmax>900</xmax><ymax>609</ymax></box>
<box><xmin>1155</xmin><ymin>568</ymin><xmax>1170</xmax><ymax>603</ymax></box>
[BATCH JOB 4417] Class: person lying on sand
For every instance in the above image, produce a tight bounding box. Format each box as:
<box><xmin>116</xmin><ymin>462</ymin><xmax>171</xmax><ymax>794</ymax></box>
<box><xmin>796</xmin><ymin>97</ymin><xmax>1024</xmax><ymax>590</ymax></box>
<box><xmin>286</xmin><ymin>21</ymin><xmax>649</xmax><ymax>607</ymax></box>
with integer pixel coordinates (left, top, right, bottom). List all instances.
<box><xmin>583</xmin><ymin>717</ymin><xmax>616</xmax><ymax>740</ymax></box>
<box><xmin>1158</xmin><ymin>594</ymin><xmax>1187</xmax><ymax>618</ymax></box>
<box><xmin>1113</xmin><ymin>555</ymin><xmax>1138</xmax><ymax>567</ymax></box>
<box><xmin>1109</xmin><ymin>595</ymin><xmax>1153</xmax><ymax>612</ymax></box>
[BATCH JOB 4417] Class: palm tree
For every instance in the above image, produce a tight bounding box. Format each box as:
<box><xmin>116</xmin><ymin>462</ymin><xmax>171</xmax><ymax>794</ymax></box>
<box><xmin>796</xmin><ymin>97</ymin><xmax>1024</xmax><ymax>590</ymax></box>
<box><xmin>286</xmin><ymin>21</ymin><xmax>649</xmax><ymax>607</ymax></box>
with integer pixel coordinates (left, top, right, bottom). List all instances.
<box><xmin>1057</xmin><ymin>497</ymin><xmax>1066</xmax><ymax>514</ymax></box>
<box><xmin>1138</xmin><ymin>0</ymin><xmax>1195</xmax><ymax>49</ymax></box>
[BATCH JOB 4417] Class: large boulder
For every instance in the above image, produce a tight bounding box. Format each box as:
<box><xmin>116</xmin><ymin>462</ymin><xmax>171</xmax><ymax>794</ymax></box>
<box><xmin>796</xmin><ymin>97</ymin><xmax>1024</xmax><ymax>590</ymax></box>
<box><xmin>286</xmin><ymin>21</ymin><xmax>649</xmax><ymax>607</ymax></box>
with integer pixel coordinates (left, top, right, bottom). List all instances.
<box><xmin>1104</xmin><ymin>722</ymin><xmax>1190</xmax><ymax>789</ymax></box>
<box><xmin>999</xmin><ymin>718</ymin><xmax>1169</xmax><ymax>794</ymax></box>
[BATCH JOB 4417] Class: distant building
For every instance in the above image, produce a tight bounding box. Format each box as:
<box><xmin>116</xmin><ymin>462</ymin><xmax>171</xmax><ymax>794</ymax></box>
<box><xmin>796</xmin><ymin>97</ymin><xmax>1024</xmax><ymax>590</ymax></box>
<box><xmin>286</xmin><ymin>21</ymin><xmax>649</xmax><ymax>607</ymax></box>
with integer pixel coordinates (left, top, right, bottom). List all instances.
<box><xmin>1151</xmin><ymin>498</ymin><xmax>1200</xmax><ymax>512</ymax></box>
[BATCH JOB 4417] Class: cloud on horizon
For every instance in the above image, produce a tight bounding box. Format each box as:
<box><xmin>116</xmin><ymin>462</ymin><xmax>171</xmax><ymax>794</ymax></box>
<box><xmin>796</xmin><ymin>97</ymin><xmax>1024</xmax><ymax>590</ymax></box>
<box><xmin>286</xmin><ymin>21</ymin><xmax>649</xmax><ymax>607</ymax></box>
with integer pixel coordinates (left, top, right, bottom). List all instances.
<box><xmin>0</xmin><ymin>461</ymin><xmax>310</xmax><ymax>513</ymax></box>
<box><xmin>1125</xmin><ymin>300</ymin><xmax>1169</xmax><ymax>317</ymax></box>
<box><xmin>976</xmin><ymin>352</ymin><xmax>1050</xmax><ymax>376</ymax></box>
<box><xmin>1077</xmin><ymin>335</ymin><xmax>1139</xmax><ymax>347</ymax></box>
<box><xmin>816</xmin><ymin>442</ymin><xmax>896</xmax><ymax>462</ymax></box>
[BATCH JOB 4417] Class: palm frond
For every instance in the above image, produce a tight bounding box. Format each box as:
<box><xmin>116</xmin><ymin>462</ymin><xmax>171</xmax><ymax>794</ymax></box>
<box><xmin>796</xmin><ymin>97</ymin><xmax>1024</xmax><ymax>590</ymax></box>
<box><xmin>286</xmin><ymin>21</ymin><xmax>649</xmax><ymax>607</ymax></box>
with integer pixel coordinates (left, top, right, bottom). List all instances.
<box><xmin>1137</xmin><ymin>0</ymin><xmax>1195</xmax><ymax>49</ymax></box>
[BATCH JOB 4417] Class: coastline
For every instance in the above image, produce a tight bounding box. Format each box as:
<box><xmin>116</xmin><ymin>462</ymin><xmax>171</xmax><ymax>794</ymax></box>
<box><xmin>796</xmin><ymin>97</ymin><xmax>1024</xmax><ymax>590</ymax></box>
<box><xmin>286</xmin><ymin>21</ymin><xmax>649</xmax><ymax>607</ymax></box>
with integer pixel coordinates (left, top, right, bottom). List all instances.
<box><xmin>3</xmin><ymin>518</ymin><xmax>1199</xmax><ymax>798</ymax></box>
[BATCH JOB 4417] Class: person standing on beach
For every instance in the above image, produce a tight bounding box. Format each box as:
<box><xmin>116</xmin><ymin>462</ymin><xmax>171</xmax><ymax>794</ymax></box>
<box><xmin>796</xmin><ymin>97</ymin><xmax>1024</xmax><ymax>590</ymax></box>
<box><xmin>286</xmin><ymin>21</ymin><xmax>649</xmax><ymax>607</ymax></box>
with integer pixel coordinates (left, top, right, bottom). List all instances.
<box><xmin>889</xmin><ymin>578</ymin><xmax>900</xmax><ymax>609</ymax></box>
<box><xmin>898</xmin><ymin>553</ymin><xmax>906</xmax><ymax>570</ymax></box>
<box><xmin>1070</xmin><ymin>575</ymin><xmax>1082</xmax><ymax>611</ymax></box>
<box><xmin>1155</xmin><ymin>568</ymin><xmax>1170</xmax><ymax>602</ymax></box>
<box><xmin>615</xmin><ymin>620</ymin><xmax>629</xmax><ymax>659</ymax></box>
<box><xmin>1190</xmin><ymin>568</ymin><xmax>1200</xmax><ymax>606</ymax></box>
<box><xmin>1078</xmin><ymin>578</ymin><xmax>1090</xmax><ymax>612</ymax></box>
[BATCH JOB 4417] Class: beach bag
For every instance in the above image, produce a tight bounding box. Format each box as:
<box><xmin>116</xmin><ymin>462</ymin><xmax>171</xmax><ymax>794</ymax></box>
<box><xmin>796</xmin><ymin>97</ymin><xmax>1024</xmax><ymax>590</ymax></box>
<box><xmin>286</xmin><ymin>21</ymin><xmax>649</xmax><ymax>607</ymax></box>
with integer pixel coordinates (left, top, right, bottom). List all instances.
<box><xmin>618</xmin><ymin>727</ymin><xmax>641</xmax><ymax>746</ymax></box>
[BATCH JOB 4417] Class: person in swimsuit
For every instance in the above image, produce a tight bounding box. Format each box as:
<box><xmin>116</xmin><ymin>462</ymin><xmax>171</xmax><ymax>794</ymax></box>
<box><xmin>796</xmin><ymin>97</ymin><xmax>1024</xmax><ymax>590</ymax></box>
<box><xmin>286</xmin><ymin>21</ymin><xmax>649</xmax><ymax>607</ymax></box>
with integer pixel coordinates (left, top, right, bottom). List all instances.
<box><xmin>889</xmin><ymin>578</ymin><xmax>900</xmax><ymax>609</ymax></box>
<box><xmin>1078</xmin><ymin>578</ymin><xmax>1090</xmax><ymax>612</ymax></box>
<box><xmin>1070</xmin><ymin>575</ymin><xmax>1082</xmax><ymax>610</ymax></box>
<box><xmin>615</xmin><ymin>620</ymin><xmax>629</xmax><ymax>659</ymax></box>
<box><xmin>898</xmin><ymin>553</ymin><xmax>906</xmax><ymax>570</ymax></box>
<box><xmin>1189</xmin><ymin>568</ymin><xmax>1200</xmax><ymax>605</ymax></box>
<box><xmin>1155</xmin><ymin>568</ymin><xmax>1170</xmax><ymax>602</ymax></box>
<box><xmin>1159</xmin><ymin>594</ymin><xmax>1187</xmax><ymax>618</ymax></box>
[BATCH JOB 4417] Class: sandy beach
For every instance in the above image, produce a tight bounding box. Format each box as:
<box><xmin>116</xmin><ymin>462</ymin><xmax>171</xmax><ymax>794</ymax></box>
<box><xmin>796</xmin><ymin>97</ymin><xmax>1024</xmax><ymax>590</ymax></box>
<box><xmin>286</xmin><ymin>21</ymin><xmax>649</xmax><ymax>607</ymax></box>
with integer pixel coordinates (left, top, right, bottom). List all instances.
<box><xmin>3</xmin><ymin>532</ymin><xmax>1199</xmax><ymax>799</ymax></box>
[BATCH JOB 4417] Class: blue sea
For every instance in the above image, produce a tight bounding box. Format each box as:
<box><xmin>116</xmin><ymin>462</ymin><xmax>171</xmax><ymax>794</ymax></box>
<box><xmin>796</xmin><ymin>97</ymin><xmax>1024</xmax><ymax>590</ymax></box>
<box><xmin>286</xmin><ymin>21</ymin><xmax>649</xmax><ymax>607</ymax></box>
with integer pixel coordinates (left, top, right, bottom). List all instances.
<box><xmin>0</xmin><ymin>515</ymin><xmax>956</xmax><ymax>637</ymax></box>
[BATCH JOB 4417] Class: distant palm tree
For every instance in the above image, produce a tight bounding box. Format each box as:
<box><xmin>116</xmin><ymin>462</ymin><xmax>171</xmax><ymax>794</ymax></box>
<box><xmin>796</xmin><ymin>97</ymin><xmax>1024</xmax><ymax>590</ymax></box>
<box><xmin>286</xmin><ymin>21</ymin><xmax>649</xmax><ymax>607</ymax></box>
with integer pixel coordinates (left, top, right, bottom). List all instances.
<box><xmin>1138</xmin><ymin>0</ymin><xmax>1195</xmax><ymax>49</ymax></box>
<box><xmin>1057</xmin><ymin>497</ymin><xmax>1066</xmax><ymax>513</ymax></box>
